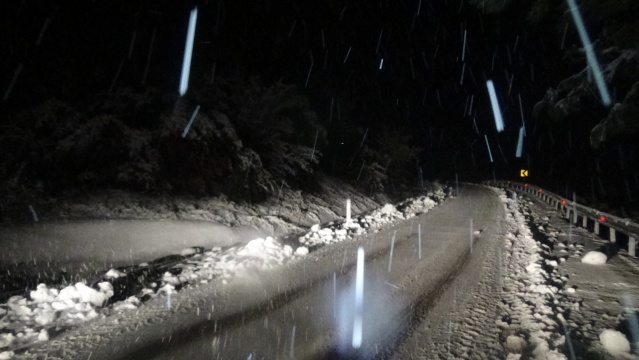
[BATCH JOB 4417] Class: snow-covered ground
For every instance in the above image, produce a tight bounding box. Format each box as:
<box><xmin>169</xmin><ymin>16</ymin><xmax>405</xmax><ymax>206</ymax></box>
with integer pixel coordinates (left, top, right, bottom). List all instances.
<box><xmin>462</xmin><ymin>186</ymin><xmax>639</xmax><ymax>360</ymax></box>
<box><xmin>517</xmin><ymin>190</ymin><xmax>639</xmax><ymax>359</ymax></box>
<box><xmin>0</xmin><ymin>185</ymin><xmax>448</xmax><ymax>358</ymax></box>
<box><xmin>390</xmin><ymin>185</ymin><xmax>639</xmax><ymax>359</ymax></box>
<box><xmin>4</xmin><ymin>180</ymin><xmax>637</xmax><ymax>360</ymax></box>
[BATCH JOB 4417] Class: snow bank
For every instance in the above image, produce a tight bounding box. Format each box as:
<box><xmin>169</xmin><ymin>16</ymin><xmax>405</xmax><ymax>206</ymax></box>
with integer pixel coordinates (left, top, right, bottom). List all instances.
<box><xmin>298</xmin><ymin>195</ymin><xmax>440</xmax><ymax>248</ymax></box>
<box><xmin>495</xmin><ymin>190</ymin><xmax>569</xmax><ymax>359</ymax></box>
<box><xmin>0</xmin><ymin>281</ymin><xmax>113</xmax><ymax>352</ymax></box>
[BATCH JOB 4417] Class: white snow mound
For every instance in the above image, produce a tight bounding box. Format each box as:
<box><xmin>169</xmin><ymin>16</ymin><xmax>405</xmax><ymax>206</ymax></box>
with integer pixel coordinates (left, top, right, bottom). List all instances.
<box><xmin>505</xmin><ymin>335</ymin><xmax>527</xmax><ymax>353</ymax></box>
<box><xmin>0</xmin><ymin>351</ymin><xmax>15</xmax><ymax>360</ymax></box>
<box><xmin>581</xmin><ymin>251</ymin><xmax>607</xmax><ymax>265</ymax></box>
<box><xmin>380</xmin><ymin>204</ymin><xmax>397</xmax><ymax>215</ymax></box>
<box><xmin>599</xmin><ymin>329</ymin><xmax>631</xmax><ymax>356</ymax></box>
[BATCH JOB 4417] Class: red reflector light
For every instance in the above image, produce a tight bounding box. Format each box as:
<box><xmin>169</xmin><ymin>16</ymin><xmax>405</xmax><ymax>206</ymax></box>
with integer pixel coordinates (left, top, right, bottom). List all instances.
<box><xmin>538</xmin><ymin>189</ymin><xmax>543</xmax><ymax>192</ymax></box>
<box><xmin>524</xmin><ymin>184</ymin><xmax>528</xmax><ymax>187</ymax></box>
<box><xmin>561</xmin><ymin>199</ymin><xmax>567</xmax><ymax>205</ymax></box>
<box><xmin>599</xmin><ymin>215</ymin><xmax>606</xmax><ymax>222</ymax></box>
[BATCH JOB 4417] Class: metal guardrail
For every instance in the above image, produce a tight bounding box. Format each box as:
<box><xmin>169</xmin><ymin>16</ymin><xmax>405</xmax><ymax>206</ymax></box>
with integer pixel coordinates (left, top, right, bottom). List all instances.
<box><xmin>485</xmin><ymin>180</ymin><xmax>639</xmax><ymax>257</ymax></box>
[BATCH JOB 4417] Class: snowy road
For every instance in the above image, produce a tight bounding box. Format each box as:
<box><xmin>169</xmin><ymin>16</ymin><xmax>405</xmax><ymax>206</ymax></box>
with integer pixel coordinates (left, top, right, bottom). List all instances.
<box><xmin>63</xmin><ymin>185</ymin><xmax>504</xmax><ymax>360</ymax></box>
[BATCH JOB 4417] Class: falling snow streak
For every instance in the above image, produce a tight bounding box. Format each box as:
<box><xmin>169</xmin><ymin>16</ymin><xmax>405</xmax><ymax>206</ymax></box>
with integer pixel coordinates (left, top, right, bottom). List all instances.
<box><xmin>179</xmin><ymin>7</ymin><xmax>198</xmax><ymax>96</ymax></box>
<box><xmin>507</xmin><ymin>74</ymin><xmax>514</xmax><ymax>96</ymax></box>
<box><xmin>469</xmin><ymin>218</ymin><xmax>473</xmax><ymax>253</ymax></box>
<box><xmin>356</xmin><ymin>161</ymin><xmax>365</xmax><ymax>182</ymax></box>
<box><xmin>343</xmin><ymin>46</ymin><xmax>352</xmax><ymax>63</ymax></box>
<box><xmin>109</xmin><ymin>58</ymin><xmax>125</xmax><ymax>93</ymax></box>
<box><xmin>28</xmin><ymin>205</ymin><xmax>38</xmax><ymax>222</ymax></box>
<box><xmin>311</xmin><ymin>129</ymin><xmax>319</xmax><ymax>162</ymax></box>
<box><xmin>329</xmin><ymin>98</ymin><xmax>334</xmax><ymax>122</ymax></box>
<box><xmin>182</xmin><ymin>105</ymin><xmax>201</xmax><ymax>138</ymax></box>
<box><xmin>305</xmin><ymin>51</ymin><xmax>314</xmax><ymax>87</ymax></box>
<box><xmin>379</xmin><ymin>58</ymin><xmax>384</xmax><ymax>70</ymax></box>
<box><xmin>497</xmin><ymin>143</ymin><xmax>508</xmax><ymax>164</ymax></box>
<box><xmin>359</xmin><ymin>129</ymin><xmax>368</xmax><ymax>148</ymax></box>
<box><xmin>290</xmin><ymin>325</ymin><xmax>296</xmax><ymax>357</ymax></box>
<box><xmin>518</xmin><ymin>94</ymin><xmax>526</xmax><ymax>134</ymax></box>
<box><xmin>339</xmin><ymin>5</ymin><xmax>347</xmax><ymax>20</ymax></box>
<box><xmin>566</xmin><ymin>0</ymin><xmax>612</xmax><ymax>106</ymax></box>
<box><xmin>516</xmin><ymin>126</ymin><xmax>525</xmax><ymax>158</ymax></box>
<box><xmin>486</xmin><ymin>80</ymin><xmax>504</xmax><ymax>132</ymax></box>
<box><xmin>35</xmin><ymin>17</ymin><xmax>51</xmax><ymax>46</ymax></box>
<box><xmin>463</xmin><ymin>96</ymin><xmax>470</xmax><ymax>116</ymax></box>
<box><xmin>142</xmin><ymin>28</ymin><xmax>157</xmax><ymax>86</ymax></box>
<box><xmin>484</xmin><ymin>135</ymin><xmax>494</xmax><ymax>163</ymax></box>
<box><xmin>418</xmin><ymin>224</ymin><xmax>422</xmax><ymax>259</ymax></box>
<box><xmin>388</xmin><ymin>231</ymin><xmax>396</xmax><ymax>272</ymax></box>
<box><xmin>127</xmin><ymin>30</ymin><xmax>137</xmax><ymax>59</ymax></box>
<box><xmin>469</xmin><ymin>140</ymin><xmax>478</xmax><ymax>169</ymax></box>
<box><xmin>352</xmin><ymin>247</ymin><xmax>365</xmax><ymax>349</ymax></box>
<box><xmin>376</xmin><ymin>29</ymin><xmax>383</xmax><ymax>54</ymax></box>
<box><xmin>461</xmin><ymin>29</ymin><xmax>467</xmax><ymax>61</ymax></box>
<box><xmin>2</xmin><ymin>63</ymin><xmax>23</xmax><ymax>103</ymax></box>
<box><xmin>460</xmin><ymin>63</ymin><xmax>466</xmax><ymax>84</ymax></box>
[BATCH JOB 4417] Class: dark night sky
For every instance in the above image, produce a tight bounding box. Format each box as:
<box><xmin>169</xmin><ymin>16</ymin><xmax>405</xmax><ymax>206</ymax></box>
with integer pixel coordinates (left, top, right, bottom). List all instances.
<box><xmin>2</xmin><ymin>0</ymin><xmax>636</xmax><ymax>209</ymax></box>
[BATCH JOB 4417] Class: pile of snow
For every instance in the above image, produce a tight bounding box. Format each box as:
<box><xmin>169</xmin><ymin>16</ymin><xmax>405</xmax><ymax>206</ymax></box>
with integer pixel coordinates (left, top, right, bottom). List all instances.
<box><xmin>298</xmin><ymin>195</ymin><xmax>439</xmax><ymax>248</ymax></box>
<box><xmin>494</xmin><ymin>191</ymin><xmax>570</xmax><ymax>359</ymax></box>
<box><xmin>0</xmin><ymin>189</ymin><xmax>449</xmax><ymax>357</ymax></box>
<box><xmin>581</xmin><ymin>251</ymin><xmax>607</xmax><ymax>265</ymax></box>
<box><xmin>0</xmin><ymin>282</ymin><xmax>113</xmax><ymax>352</ymax></box>
<box><xmin>599</xmin><ymin>329</ymin><xmax>631</xmax><ymax>357</ymax></box>
<box><xmin>0</xmin><ymin>238</ymin><xmax>303</xmax><ymax>357</ymax></box>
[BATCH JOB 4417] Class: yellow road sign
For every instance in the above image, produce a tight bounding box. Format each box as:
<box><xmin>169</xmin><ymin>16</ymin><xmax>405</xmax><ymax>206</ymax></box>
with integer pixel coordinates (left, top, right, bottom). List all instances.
<box><xmin>520</xmin><ymin>169</ymin><xmax>529</xmax><ymax>177</ymax></box>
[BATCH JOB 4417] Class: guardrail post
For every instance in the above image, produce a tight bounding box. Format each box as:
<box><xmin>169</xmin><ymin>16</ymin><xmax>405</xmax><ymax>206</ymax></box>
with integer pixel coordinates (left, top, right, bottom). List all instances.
<box><xmin>564</xmin><ymin>207</ymin><xmax>570</xmax><ymax>220</ymax></box>
<box><xmin>573</xmin><ymin>211</ymin><xmax>579</xmax><ymax>225</ymax></box>
<box><xmin>594</xmin><ymin>220</ymin><xmax>600</xmax><ymax>235</ymax></box>
<box><xmin>582</xmin><ymin>216</ymin><xmax>587</xmax><ymax>228</ymax></box>
<box><xmin>630</xmin><ymin>237</ymin><xmax>636</xmax><ymax>257</ymax></box>
<box><xmin>610</xmin><ymin>228</ymin><xmax>616</xmax><ymax>243</ymax></box>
